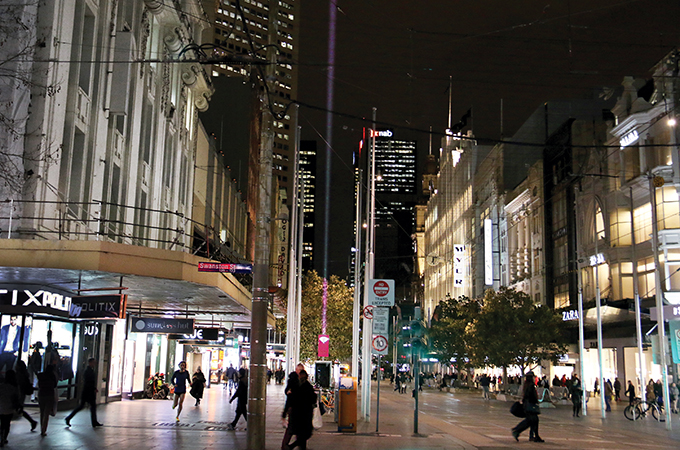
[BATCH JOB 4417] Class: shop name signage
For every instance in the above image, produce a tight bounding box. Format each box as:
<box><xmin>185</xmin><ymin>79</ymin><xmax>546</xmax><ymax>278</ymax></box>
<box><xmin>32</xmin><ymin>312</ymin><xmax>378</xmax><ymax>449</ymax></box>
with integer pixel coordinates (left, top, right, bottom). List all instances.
<box><xmin>620</xmin><ymin>129</ymin><xmax>639</xmax><ymax>148</ymax></box>
<box><xmin>130</xmin><ymin>317</ymin><xmax>194</xmax><ymax>333</ymax></box>
<box><xmin>649</xmin><ymin>305</ymin><xmax>680</xmax><ymax>322</ymax></box>
<box><xmin>168</xmin><ymin>327</ymin><xmax>220</xmax><ymax>341</ymax></box>
<box><xmin>69</xmin><ymin>294</ymin><xmax>127</xmax><ymax>320</ymax></box>
<box><xmin>562</xmin><ymin>310</ymin><xmax>579</xmax><ymax>321</ymax></box>
<box><xmin>198</xmin><ymin>262</ymin><xmax>253</xmax><ymax>273</ymax></box>
<box><xmin>0</xmin><ymin>289</ymin><xmax>72</xmax><ymax>317</ymax></box>
<box><xmin>589</xmin><ymin>253</ymin><xmax>605</xmax><ymax>266</ymax></box>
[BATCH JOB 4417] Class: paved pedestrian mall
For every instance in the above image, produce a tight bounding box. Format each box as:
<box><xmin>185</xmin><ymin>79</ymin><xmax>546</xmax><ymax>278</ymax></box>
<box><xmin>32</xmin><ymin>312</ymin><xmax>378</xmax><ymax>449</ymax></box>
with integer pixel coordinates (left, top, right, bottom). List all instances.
<box><xmin>4</xmin><ymin>382</ymin><xmax>680</xmax><ymax>449</ymax></box>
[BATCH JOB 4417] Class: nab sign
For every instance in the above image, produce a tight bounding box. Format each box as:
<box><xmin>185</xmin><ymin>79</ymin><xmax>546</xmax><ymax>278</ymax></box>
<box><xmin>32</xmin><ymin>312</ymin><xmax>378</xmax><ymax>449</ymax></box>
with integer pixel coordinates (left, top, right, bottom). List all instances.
<box><xmin>368</xmin><ymin>279</ymin><xmax>395</xmax><ymax>307</ymax></box>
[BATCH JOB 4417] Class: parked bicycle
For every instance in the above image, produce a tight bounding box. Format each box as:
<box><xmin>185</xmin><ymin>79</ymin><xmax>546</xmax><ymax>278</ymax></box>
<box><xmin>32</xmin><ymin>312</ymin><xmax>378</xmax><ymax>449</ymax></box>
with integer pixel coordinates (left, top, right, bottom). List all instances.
<box><xmin>319</xmin><ymin>388</ymin><xmax>335</xmax><ymax>413</ymax></box>
<box><xmin>624</xmin><ymin>397</ymin><xmax>665</xmax><ymax>421</ymax></box>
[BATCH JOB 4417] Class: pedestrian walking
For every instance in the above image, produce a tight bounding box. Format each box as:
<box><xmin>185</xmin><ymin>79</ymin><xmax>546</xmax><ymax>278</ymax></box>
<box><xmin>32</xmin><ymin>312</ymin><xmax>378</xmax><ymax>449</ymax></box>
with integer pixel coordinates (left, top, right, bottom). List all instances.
<box><xmin>284</xmin><ymin>369</ymin><xmax>317</xmax><ymax>450</ymax></box>
<box><xmin>646</xmin><ymin>380</ymin><xmax>655</xmax><ymax>403</ymax></box>
<box><xmin>480</xmin><ymin>374</ymin><xmax>491</xmax><ymax>400</ymax></box>
<box><xmin>65</xmin><ymin>358</ymin><xmax>102</xmax><ymax>428</ymax></box>
<box><xmin>670</xmin><ymin>383</ymin><xmax>679</xmax><ymax>413</ymax></box>
<box><xmin>281</xmin><ymin>371</ymin><xmax>299</xmax><ymax>449</ymax></box>
<box><xmin>14</xmin><ymin>361</ymin><xmax>38</xmax><ymax>431</ymax></box>
<box><xmin>228</xmin><ymin>368</ymin><xmax>248</xmax><ymax>430</ymax></box>
<box><xmin>614</xmin><ymin>378</ymin><xmax>621</xmax><ymax>401</ymax></box>
<box><xmin>511</xmin><ymin>372</ymin><xmax>544</xmax><ymax>443</ymax></box>
<box><xmin>0</xmin><ymin>370</ymin><xmax>21</xmax><ymax>447</ymax></box>
<box><xmin>604</xmin><ymin>379</ymin><xmax>613</xmax><ymax>412</ymax></box>
<box><xmin>626</xmin><ymin>380</ymin><xmax>636</xmax><ymax>406</ymax></box>
<box><xmin>36</xmin><ymin>364</ymin><xmax>58</xmax><ymax>436</ymax></box>
<box><xmin>594</xmin><ymin>377</ymin><xmax>599</xmax><ymax>395</ymax></box>
<box><xmin>225</xmin><ymin>364</ymin><xmax>236</xmax><ymax>391</ymax></box>
<box><xmin>190</xmin><ymin>367</ymin><xmax>206</xmax><ymax>406</ymax></box>
<box><xmin>171</xmin><ymin>361</ymin><xmax>191</xmax><ymax>422</ymax></box>
<box><xmin>28</xmin><ymin>343</ymin><xmax>42</xmax><ymax>401</ymax></box>
<box><xmin>570</xmin><ymin>375</ymin><xmax>583</xmax><ymax>417</ymax></box>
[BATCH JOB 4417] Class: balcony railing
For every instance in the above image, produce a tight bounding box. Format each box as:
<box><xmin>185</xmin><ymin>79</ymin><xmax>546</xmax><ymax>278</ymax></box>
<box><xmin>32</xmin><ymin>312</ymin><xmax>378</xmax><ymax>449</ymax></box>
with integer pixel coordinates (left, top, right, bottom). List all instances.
<box><xmin>0</xmin><ymin>198</ymin><xmax>252</xmax><ymax>289</ymax></box>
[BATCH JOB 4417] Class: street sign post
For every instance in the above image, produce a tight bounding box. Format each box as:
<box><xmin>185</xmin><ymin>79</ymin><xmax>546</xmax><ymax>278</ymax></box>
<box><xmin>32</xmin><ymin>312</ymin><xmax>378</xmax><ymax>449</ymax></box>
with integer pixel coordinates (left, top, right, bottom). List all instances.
<box><xmin>371</xmin><ymin>307</ymin><xmax>389</xmax><ymax>335</ymax></box>
<box><xmin>362</xmin><ymin>305</ymin><xmax>374</xmax><ymax>319</ymax></box>
<box><xmin>372</xmin><ymin>334</ymin><xmax>388</xmax><ymax>355</ymax></box>
<box><xmin>368</xmin><ymin>279</ymin><xmax>395</xmax><ymax>307</ymax></box>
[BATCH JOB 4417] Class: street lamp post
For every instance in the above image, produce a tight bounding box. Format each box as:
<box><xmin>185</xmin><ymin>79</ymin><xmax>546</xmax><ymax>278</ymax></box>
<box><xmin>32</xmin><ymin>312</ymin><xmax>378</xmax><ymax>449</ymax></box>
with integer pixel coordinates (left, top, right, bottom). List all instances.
<box><xmin>361</xmin><ymin>107</ymin><xmax>377</xmax><ymax>420</ymax></box>
<box><xmin>352</xmin><ymin>169</ymin><xmax>363</xmax><ymax>378</ymax></box>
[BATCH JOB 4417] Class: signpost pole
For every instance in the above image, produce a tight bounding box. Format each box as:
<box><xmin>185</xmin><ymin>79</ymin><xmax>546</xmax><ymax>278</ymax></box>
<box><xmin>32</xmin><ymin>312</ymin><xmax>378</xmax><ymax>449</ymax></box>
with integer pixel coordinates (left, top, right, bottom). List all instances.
<box><xmin>376</xmin><ymin>354</ymin><xmax>381</xmax><ymax>433</ymax></box>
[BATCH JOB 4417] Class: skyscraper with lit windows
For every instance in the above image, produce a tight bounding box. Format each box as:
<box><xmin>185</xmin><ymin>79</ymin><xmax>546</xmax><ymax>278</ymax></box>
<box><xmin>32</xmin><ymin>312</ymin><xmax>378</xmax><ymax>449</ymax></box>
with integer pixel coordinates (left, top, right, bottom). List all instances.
<box><xmin>203</xmin><ymin>0</ymin><xmax>300</xmax><ymax>204</ymax></box>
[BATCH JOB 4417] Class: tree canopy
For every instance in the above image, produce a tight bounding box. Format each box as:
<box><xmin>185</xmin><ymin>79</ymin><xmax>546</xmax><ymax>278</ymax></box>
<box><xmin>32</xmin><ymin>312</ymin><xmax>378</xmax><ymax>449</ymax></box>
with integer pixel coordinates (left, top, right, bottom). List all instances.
<box><xmin>429</xmin><ymin>288</ymin><xmax>567</xmax><ymax>374</ymax></box>
<box><xmin>278</xmin><ymin>271</ymin><xmax>354</xmax><ymax>363</ymax></box>
<box><xmin>469</xmin><ymin>287</ymin><xmax>568</xmax><ymax>374</ymax></box>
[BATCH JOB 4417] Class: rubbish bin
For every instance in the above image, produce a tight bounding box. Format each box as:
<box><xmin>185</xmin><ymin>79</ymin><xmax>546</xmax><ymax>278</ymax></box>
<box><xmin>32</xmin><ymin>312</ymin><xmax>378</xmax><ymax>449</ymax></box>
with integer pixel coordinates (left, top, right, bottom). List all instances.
<box><xmin>337</xmin><ymin>376</ymin><xmax>357</xmax><ymax>432</ymax></box>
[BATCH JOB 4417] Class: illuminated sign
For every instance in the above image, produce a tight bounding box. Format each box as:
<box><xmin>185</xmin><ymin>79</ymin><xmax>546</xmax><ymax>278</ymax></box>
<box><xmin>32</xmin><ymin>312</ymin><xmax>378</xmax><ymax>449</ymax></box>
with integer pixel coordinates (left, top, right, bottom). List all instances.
<box><xmin>0</xmin><ymin>289</ymin><xmax>72</xmax><ymax>317</ymax></box>
<box><xmin>589</xmin><ymin>253</ymin><xmax>605</xmax><ymax>266</ymax></box>
<box><xmin>198</xmin><ymin>262</ymin><xmax>252</xmax><ymax>273</ymax></box>
<box><xmin>370</xmin><ymin>129</ymin><xmax>393</xmax><ymax>138</ymax></box>
<box><xmin>453</xmin><ymin>244</ymin><xmax>465</xmax><ymax>287</ymax></box>
<box><xmin>620</xmin><ymin>130</ymin><xmax>639</xmax><ymax>148</ymax></box>
<box><xmin>562</xmin><ymin>310</ymin><xmax>579</xmax><ymax>321</ymax></box>
<box><xmin>484</xmin><ymin>219</ymin><xmax>493</xmax><ymax>285</ymax></box>
<box><xmin>70</xmin><ymin>294</ymin><xmax>127</xmax><ymax>319</ymax></box>
<box><xmin>130</xmin><ymin>317</ymin><xmax>194</xmax><ymax>333</ymax></box>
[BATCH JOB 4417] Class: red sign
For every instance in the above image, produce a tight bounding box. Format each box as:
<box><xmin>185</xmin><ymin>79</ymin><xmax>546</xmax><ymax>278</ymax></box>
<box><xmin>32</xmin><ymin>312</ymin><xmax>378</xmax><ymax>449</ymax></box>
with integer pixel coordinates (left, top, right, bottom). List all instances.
<box><xmin>373</xmin><ymin>280</ymin><xmax>390</xmax><ymax>297</ymax></box>
<box><xmin>198</xmin><ymin>262</ymin><xmax>252</xmax><ymax>273</ymax></box>
<box><xmin>318</xmin><ymin>335</ymin><xmax>330</xmax><ymax>358</ymax></box>
<box><xmin>363</xmin><ymin>305</ymin><xmax>374</xmax><ymax>319</ymax></box>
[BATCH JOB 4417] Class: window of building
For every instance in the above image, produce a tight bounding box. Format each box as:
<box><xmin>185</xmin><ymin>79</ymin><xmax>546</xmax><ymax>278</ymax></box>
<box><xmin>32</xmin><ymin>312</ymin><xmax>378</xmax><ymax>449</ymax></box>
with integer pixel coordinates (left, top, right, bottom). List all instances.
<box><xmin>554</xmin><ymin>283</ymin><xmax>569</xmax><ymax>309</ymax></box>
<box><xmin>595</xmin><ymin>205</ymin><xmax>605</xmax><ymax>240</ymax></box>
<box><xmin>656</xmin><ymin>186</ymin><xmax>680</xmax><ymax>231</ymax></box>
<box><xmin>637</xmin><ymin>256</ymin><xmax>656</xmax><ymax>299</ymax></box>
<box><xmin>633</xmin><ymin>203</ymin><xmax>652</xmax><ymax>243</ymax></box>
<box><xmin>609</xmin><ymin>208</ymin><xmax>632</xmax><ymax>247</ymax></box>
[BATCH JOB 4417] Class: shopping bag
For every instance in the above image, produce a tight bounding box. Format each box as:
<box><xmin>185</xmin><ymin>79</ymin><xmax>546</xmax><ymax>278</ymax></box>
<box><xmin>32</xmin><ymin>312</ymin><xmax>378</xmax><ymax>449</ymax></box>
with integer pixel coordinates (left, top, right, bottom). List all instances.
<box><xmin>510</xmin><ymin>401</ymin><xmax>526</xmax><ymax>418</ymax></box>
<box><xmin>312</xmin><ymin>406</ymin><xmax>323</xmax><ymax>429</ymax></box>
<box><xmin>524</xmin><ymin>402</ymin><xmax>541</xmax><ymax>415</ymax></box>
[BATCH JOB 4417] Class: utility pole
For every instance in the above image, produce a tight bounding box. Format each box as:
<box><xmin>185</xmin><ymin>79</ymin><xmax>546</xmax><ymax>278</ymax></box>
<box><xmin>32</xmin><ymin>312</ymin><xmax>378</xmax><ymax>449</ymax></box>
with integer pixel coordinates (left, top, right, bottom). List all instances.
<box><xmin>286</xmin><ymin>109</ymin><xmax>300</xmax><ymax>376</ymax></box>
<box><xmin>247</xmin><ymin>2</ymin><xmax>278</xmax><ymax>448</ymax></box>
<box><xmin>352</xmin><ymin>169</ymin><xmax>363</xmax><ymax>378</ymax></box>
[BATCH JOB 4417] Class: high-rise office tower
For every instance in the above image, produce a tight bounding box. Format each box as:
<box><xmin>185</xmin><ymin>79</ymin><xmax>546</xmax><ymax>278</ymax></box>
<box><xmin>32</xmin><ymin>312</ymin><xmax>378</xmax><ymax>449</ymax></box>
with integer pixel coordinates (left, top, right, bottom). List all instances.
<box><xmin>299</xmin><ymin>140</ymin><xmax>317</xmax><ymax>272</ymax></box>
<box><xmin>355</xmin><ymin>129</ymin><xmax>417</xmax><ymax>300</ymax></box>
<box><xmin>203</xmin><ymin>0</ymin><xmax>300</xmax><ymax>204</ymax></box>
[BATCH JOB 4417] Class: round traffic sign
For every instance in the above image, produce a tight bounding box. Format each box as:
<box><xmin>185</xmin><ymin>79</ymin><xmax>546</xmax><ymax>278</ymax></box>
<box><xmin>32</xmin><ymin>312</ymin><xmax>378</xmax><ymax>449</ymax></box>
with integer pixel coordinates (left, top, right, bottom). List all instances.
<box><xmin>373</xmin><ymin>280</ymin><xmax>390</xmax><ymax>297</ymax></box>
<box><xmin>372</xmin><ymin>335</ymin><xmax>388</xmax><ymax>352</ymax></box>
<box><xmin>363</xmin><ymin>305</ymin><xmax>374</xmax><ymax>319</ymax></box>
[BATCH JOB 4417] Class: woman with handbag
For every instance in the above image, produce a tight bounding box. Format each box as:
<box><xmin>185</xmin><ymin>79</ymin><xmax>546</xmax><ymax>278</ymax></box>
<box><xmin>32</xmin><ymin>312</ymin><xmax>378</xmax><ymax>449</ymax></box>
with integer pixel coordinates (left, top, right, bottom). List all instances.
<box><xmin>511</xmin><ymin>372</ymin><xmax>544</xmax><ymax>443</ymax></box>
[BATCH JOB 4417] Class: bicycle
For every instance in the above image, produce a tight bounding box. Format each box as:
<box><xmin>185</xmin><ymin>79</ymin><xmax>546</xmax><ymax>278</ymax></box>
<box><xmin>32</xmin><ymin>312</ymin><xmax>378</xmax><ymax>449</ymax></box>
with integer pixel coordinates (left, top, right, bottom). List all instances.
<box><xmin>319</xmin><ymin>388</ymin><xmax>335</xmax><ymax>413</ymax></box>
<box><xmin>623</xmin><ymin>397</ymin><xmax>665</xmax><ymax>421</ymax></box>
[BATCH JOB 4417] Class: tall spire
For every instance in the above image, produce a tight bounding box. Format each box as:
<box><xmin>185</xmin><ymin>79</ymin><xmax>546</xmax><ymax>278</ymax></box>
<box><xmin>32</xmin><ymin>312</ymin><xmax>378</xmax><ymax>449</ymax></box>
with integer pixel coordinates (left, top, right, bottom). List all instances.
<box><xmin>429</xmin><ymin>125</ymin><xmax>432</xmax><ymax>155</ymax></box>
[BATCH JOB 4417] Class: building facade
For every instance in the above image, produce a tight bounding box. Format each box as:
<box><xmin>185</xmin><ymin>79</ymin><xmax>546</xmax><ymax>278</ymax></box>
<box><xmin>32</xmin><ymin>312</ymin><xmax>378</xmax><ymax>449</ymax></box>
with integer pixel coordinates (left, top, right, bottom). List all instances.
<box><xmin>0</xmin><ymin>0</ymin><xmax>260</xmax><ymax>404</ymax></box>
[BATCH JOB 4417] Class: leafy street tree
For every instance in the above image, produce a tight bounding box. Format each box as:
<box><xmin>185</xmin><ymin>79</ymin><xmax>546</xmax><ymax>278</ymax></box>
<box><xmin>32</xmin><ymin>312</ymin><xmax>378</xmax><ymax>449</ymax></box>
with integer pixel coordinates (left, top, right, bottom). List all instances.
<box><xmin>429</xmin><ymin>295</ymin><xmax>479</xmax><ymax>371</ymax></box>
<box><xmin>277</xmin><ymin>271</ymin><xmax>353</xmax><ymax>363</ymax></box>
<box><xmin>469</xmin><ymin>287</ymin><xmax>568</xmax><ymax>375</ymax></box>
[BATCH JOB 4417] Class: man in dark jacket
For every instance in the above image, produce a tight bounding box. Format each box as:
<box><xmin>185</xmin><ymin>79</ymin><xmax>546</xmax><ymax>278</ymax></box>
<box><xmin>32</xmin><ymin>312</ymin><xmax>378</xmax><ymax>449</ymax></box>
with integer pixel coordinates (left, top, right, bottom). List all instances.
<box><xmin>228</xmin><ymin>368</ymin><xmax>248</xmax><ymax>430</ymax></box>
<box><xmin>65</xmin><ymin>358</ymin><xmax>102</xmax><ymax>428</ymax></box>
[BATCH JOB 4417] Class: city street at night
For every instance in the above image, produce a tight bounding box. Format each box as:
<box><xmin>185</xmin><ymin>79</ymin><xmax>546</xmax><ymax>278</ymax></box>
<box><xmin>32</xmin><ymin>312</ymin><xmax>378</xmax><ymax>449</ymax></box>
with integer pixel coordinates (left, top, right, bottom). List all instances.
<box><xmin>3</xmin><ymin>382</ymin><xmax>679</xmax><ymax>449</ymax></box>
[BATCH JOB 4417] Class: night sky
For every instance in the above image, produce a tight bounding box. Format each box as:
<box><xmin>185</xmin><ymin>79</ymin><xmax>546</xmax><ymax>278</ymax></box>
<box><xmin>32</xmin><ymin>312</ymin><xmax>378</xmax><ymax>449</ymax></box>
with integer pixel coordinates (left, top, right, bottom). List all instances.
<box><xmin>295</xmin><ymin>0</ymin><xmax>680</xmax><ymax>279</ymax></box>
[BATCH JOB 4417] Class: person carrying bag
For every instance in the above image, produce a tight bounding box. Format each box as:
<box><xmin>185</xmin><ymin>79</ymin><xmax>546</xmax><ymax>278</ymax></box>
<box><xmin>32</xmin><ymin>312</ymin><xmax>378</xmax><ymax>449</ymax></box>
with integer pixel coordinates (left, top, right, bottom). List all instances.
<box><xmin>511</xmin><ymin>372</ymin><xmax>544</xmax><ymax>443</ymax></box>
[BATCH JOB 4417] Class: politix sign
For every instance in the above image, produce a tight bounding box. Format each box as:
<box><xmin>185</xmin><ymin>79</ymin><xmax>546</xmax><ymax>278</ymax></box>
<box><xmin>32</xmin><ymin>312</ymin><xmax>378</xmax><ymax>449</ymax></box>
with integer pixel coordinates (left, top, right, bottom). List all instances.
<box><xmin>368</xmin><ymin>279</ymin><xmax>395</xmax><ymax>307</ymax></box>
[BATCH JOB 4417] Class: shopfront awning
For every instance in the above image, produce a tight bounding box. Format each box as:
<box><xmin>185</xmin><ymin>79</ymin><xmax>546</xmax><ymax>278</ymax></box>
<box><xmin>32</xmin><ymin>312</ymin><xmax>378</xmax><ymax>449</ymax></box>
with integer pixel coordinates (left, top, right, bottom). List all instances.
<box><xmin>0</xmin><ymin>239</ymin><xmax>275</xmax><ymax>329</ymax></box>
